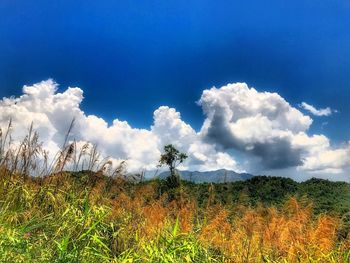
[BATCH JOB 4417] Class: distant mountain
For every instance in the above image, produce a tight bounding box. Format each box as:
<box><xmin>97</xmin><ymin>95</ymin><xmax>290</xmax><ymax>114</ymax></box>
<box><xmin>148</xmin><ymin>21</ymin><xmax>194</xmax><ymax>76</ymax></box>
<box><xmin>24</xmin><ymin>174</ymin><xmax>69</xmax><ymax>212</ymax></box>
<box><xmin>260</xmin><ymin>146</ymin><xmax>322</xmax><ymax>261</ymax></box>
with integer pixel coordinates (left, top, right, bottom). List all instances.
<box><xmin>158</xmin><ymin>169</ymin><xmax>254</xmax><ymax>183</ymax></box>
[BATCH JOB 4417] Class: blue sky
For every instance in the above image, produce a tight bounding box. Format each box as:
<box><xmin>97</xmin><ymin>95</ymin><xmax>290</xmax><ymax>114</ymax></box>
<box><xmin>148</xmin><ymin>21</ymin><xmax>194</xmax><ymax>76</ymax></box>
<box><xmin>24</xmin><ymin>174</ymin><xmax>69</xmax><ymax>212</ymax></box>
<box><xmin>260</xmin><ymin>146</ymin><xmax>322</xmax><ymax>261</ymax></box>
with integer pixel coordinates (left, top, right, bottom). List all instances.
<box><xmin>1</xmin><ymin>1</ymin><xmax>350</xmax><ymax>179</ymax></box>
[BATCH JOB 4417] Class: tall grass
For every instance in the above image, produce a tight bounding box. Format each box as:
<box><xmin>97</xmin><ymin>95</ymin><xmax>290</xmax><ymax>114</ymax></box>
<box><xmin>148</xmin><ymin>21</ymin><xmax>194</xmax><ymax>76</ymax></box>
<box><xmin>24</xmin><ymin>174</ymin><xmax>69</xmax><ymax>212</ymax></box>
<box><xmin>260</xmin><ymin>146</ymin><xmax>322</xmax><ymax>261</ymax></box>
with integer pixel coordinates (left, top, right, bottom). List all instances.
<box><xmin>0</xmin><ymin>122</ymin><xmax>349</xmax><ymax>262</ymax></box>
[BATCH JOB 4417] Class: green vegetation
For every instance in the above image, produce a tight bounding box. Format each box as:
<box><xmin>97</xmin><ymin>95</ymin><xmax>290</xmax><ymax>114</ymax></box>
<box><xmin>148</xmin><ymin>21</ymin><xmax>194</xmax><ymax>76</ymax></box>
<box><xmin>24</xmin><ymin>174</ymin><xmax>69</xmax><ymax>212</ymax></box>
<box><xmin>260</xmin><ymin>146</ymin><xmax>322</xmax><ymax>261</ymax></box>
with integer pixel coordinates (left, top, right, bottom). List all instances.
<box><xmin>186</xmin><ymin>176</ymin><xmax>350</xmax><ymax>215</ymax></box>
<box><xmin>0</xmin><ymin>172</ymin><xmax>349</xmax><ymax>262</ymax></box>
<box><xmin>158</xmin><ymin>144</ymin><xmax>188</xmax><ymax>190</ymax></box>
<box><xmin>0</xmin><ymin>124</ymin><xmax>349</xmax><ymax>262</ymax></box>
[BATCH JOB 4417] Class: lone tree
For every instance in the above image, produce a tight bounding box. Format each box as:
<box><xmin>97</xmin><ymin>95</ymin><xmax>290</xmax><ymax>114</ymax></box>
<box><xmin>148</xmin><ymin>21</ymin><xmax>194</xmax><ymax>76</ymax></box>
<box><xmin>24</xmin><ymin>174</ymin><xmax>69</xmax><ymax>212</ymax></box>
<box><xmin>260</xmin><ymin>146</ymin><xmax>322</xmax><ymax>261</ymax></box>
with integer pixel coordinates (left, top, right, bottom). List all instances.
<box><xmin>158</xmin><ymin>144</ymin><xmax>187</xmax><ymax>189</ymax></box>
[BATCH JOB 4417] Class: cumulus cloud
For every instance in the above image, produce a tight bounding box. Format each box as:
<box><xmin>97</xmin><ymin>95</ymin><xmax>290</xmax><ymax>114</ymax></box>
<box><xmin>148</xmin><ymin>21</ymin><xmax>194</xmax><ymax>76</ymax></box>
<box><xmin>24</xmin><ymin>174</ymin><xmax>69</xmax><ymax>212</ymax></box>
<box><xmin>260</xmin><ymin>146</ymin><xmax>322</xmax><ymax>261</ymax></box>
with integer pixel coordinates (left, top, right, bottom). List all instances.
<box><xmin>0</xmin><ymin>79</ymin><xmax>240</xmax><ymax>173</ymax></box>
<box><xmin>301</xmin><ymin>145</ymin><xmax>350</xmax><ymax>174</ymax></box>
<box><xmin>1</xmin><ymin>80</ymin><xmax>349</xmax><ymax>177</ymax></box>
<box><xmin>198</xmin><ymin>83</ymin><xmax>311</xmax><ymax>169</ymax></box>
<box><xmin>0</xmin><ymin>80</ymin><xmax>160</xmax><ymax>171</ymax></box>
<box><xmin>151</xmin><ymin>106</ymin><xmax>241</xmax><ymax>171</ymax></box>
<box><xmin>198</xmin><ymin>83</ymin><xmax>350</xmax><ymax>174</ymax></box>
<box><xmin>300</xmin><ymin>102</ymin><xmax>333</xmax><ymax>116</ymax></box>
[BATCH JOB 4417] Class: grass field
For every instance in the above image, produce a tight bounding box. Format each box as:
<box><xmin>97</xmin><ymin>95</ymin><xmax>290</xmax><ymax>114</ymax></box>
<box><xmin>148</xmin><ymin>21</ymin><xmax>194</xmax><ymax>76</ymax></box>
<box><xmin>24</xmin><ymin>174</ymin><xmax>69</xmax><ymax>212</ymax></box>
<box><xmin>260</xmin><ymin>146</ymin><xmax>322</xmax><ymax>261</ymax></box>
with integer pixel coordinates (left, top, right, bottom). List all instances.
<box><xmin>0</xmin><ymin>124</ymin><xmax>349</xmax><ymax>262</ymax></box>
<box><xmin>0</xmin><ymin>171</ymin><xmax>349</xmax><ymax>262</ymax></box>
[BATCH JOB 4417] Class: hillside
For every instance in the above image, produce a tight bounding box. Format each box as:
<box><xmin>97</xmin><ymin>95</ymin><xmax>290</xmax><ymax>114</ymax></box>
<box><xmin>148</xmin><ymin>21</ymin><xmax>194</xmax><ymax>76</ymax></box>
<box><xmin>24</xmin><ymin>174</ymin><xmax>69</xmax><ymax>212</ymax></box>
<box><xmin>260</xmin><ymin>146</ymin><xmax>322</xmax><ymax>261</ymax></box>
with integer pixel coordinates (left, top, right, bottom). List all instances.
<box><xmin>157</xmin><ymin>169</ymin><xmax>254</xmax><ymax>183</ymax></box>
<box><xmin>154</xmin><ymin>171</ymin><xmax>350</xmax><ymax>217</ymax></box>
<box><xmin>1</xmin><ymin>171</ymin><xmax>349</xmax><ymax>262</ymax></box>
<box><xmin>181</xmin><ymin>176</ymin><xmax>350</xmax><ymax>215</ymax></box>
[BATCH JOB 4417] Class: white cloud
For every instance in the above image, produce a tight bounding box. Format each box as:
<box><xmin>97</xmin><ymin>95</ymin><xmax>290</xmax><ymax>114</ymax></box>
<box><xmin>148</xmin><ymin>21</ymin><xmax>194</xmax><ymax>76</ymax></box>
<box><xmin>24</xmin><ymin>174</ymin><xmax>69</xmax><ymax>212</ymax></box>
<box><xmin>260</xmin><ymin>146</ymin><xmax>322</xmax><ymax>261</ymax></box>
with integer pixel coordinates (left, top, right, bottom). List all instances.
<box><xmin>0</xmin><ymin>80</ymin><xmax>241</xmax><ymax>173</ymax></box>
<box><xmin>1</xmin><ymin>80</ymin><xmax>349</xmax><ymax>178</ymax></box>
<box><xmin>198</xmin><ymin>83</ymin><xmax>311</xmax><ymax>169</ymax></box>
<box><xmin>198</xmin><ymin>83</ymin><xmax>350</xmax><ymax>174</ymax></box>
<box><xmin>300</xmin><ymin>102</ymin><xmax>333</xmax><ymax>116</ymax></box>
<box><xmin>303</xmin><ymin>147</ymin><xmax>350</xmax><ymax>173</ymax></box>
<box><xmin>151</xmin><ymin>106</ymin><xmax>242</xmax><ymax>172</ymax></box>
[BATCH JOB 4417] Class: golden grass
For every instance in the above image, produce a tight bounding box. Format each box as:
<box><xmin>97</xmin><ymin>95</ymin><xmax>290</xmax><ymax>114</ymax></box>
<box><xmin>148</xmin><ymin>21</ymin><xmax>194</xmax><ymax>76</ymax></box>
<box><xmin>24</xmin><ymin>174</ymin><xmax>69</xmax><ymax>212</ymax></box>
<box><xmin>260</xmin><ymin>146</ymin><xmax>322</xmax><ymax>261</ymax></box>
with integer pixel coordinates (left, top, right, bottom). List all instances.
<box><xmin>0</xmin><ymin>121</ymin><xmax>349</xmax><ymax>262</ymax></box>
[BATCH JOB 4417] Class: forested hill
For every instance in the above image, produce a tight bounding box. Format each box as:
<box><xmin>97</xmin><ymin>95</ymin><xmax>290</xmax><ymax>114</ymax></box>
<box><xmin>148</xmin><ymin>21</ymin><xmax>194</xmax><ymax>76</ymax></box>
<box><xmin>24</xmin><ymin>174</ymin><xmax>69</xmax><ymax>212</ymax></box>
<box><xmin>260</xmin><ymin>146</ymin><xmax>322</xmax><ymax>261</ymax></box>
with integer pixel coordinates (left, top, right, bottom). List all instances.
<box><xmin>179</xmin><ymin>176</ymin><xmax>350</xmax><ymax>216</ymax></box>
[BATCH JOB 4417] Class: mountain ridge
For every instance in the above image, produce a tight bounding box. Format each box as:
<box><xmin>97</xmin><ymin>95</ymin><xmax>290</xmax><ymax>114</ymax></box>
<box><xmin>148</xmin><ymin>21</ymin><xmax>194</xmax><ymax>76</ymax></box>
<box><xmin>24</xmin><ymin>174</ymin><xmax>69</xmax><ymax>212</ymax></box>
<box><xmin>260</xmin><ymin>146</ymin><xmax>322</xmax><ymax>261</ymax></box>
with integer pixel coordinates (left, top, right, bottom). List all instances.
<box><xmin>157</xmin><ymin>169</ymin><xmax>254</xmax><ymax>183</ymax></box>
